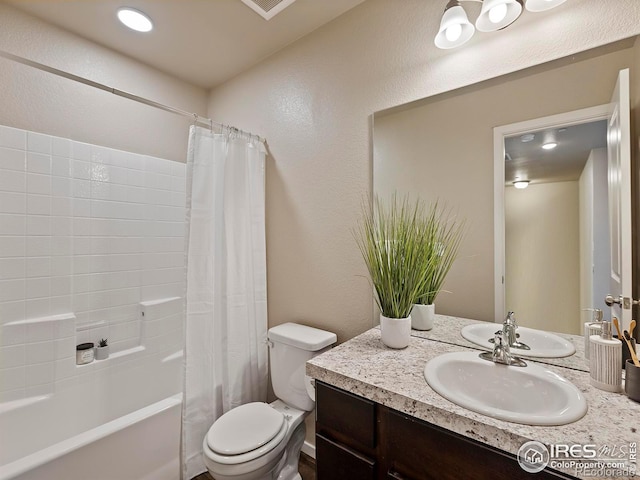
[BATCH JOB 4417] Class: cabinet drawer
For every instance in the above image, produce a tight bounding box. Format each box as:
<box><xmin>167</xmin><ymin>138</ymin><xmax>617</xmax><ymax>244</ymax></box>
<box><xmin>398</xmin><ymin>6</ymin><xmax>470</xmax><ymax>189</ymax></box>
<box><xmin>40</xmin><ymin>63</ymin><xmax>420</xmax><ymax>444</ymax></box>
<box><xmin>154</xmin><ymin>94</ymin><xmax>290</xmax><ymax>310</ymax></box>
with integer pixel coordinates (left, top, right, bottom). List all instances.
<box><xmin>316</xmin><ymin>433</ymin><xmax>376</xmax><ymax>480</ymax></box>
<box><xmin>316</xmin><ymin>381</ymin><xmax>376</xmax><ymax>449</ymax></box>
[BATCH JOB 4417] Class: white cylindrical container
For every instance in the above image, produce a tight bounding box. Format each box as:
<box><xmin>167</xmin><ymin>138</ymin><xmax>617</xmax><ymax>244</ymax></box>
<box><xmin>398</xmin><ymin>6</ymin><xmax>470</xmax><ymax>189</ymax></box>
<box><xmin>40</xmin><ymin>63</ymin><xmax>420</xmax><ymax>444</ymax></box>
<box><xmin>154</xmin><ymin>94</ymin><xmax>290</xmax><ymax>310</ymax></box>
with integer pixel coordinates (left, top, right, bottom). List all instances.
<box><xmin>76</xmin><ymin>342</ymin><xmax>95</xmax><ymax>365</ymax></box>
<box><xmin>380</xmin><ymin>314</ymin><xmax>411</xmax><ymax>349</ymax></box>
<box><xmin>589</xmin><ymin>321</ymin><xmax>621</xmax><ymax>392</ymax></box>
<box><xmin>411</xmin><ymin>304</ymin><xmax>435</xmax><ymax>331</ymax></box>
<box><xmin>583</xmin><ymin>322</ymin><xmax>602</xmax><ymax>360</ymax></box>
<box><xmin>583</xmin><ymin>308</ymin><xmax>603</xmax><ymax>360</ymax></box>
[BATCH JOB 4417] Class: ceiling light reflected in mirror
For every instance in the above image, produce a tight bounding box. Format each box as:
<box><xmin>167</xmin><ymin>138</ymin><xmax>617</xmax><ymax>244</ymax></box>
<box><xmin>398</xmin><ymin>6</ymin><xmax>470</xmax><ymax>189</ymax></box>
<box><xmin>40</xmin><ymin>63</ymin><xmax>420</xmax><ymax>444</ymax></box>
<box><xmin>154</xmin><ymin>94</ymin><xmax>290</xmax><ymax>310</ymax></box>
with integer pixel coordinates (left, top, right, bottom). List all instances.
<box><xmin>513</xmin><ymin>180</ymin><xmax>530</xmax><ymax>189</ymax></box>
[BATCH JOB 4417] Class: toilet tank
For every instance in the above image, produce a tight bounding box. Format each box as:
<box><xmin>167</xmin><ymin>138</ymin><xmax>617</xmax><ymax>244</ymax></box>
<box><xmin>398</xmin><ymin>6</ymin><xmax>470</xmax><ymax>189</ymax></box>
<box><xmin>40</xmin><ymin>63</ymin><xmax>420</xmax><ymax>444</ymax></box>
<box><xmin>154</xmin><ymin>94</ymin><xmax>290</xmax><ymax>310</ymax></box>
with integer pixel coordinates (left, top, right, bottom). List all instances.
<box><xmin>267</xmin><ymin>323</ymin><xmax>337</xmax><ymax>411</ymax></box>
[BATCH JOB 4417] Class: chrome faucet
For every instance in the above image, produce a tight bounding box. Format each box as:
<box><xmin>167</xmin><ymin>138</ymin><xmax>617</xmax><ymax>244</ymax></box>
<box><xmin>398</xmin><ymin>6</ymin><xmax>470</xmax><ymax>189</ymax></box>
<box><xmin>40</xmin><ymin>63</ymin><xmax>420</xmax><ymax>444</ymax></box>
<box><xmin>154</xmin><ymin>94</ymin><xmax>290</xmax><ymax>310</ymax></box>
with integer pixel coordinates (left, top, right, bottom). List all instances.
<box><xmin>490</xmin><ymin>311</ymin><xmax>531</xmax><ymax>352</ymax></box>
<box><xmin>480</xmin><ymin>332</ymin><xmax>527</xmax><ymax>367</ymax></box>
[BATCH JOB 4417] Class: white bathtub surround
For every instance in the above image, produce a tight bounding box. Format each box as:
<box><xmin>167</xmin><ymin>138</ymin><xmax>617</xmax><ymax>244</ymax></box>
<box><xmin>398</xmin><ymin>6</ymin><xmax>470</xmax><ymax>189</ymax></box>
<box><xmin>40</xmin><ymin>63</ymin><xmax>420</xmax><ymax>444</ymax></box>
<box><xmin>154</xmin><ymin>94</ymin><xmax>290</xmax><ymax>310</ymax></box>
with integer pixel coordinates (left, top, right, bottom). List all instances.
<box><xmin>0</xmin><ymin>124</ymin><xmax>186</xmax><ymax>406</ymax></box>
<box><xmin>183</xmin><ymin>126</ymin><xmax>268</xmax><ymax>479</ymax></box>
<box><xmin>0</xmin><ymin>124</ymin><xmax>186</xmax><ymax>478</ymax></box>
<box><xmin>0</xmin><ymin>351</ymin><xmax>183</xmax><ymax>480</ymax></box>
<box><xmin>0</xmin><ymin>395</ymin><xmax>181</xmax><ymax>480</ymax></box>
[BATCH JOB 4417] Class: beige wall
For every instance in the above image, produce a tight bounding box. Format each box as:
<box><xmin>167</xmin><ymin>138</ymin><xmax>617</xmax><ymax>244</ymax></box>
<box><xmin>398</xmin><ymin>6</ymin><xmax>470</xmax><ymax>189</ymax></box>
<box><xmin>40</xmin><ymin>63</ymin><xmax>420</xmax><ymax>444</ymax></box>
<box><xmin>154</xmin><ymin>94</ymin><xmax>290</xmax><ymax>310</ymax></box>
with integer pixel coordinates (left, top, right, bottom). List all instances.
<box><xmin>0</xmin><ymin>3</ymin><xmax>208</xmax><ymax>162</ymax></box>
<box><xmin>505</xmin><ymin>182</ymin><xmax>580</xmax><ymax>334</ymax></box>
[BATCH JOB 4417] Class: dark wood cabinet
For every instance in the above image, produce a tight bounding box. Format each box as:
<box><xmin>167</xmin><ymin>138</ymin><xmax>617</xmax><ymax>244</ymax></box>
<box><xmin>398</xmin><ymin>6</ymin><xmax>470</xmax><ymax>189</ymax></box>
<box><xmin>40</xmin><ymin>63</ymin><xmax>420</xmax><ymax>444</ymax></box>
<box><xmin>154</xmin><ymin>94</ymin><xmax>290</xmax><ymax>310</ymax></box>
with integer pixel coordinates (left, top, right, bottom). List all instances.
<box><xmin>315</xmin><ymin>381</ymin><xmax>577</xmax><ymax>480</ymax></box>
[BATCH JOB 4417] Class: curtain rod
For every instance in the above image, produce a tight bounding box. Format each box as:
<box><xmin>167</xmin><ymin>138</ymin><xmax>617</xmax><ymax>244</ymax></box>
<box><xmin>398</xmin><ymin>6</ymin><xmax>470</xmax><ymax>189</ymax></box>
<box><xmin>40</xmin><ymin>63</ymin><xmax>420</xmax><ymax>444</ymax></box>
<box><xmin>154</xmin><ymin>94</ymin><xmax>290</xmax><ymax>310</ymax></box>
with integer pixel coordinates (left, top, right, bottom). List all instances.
<box><xmin>0</xmin><ymin>49</ymin><xmax>264</xmax><ymax>143</ymax></box>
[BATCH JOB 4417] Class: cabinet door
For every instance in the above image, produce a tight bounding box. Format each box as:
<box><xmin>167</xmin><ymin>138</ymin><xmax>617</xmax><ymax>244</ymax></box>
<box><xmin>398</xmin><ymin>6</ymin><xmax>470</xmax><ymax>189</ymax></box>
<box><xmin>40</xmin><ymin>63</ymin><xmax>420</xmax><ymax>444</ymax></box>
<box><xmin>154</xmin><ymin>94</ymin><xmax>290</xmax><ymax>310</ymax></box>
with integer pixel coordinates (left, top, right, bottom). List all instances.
<box><xmin>316</xmin><ymin>433</ymin><xmax>376</xmax><ymax>480</ymax></box>
<box><xmin>380</xmin><ymin>407</ymin><xmax>576</xmax><ymax>480</ymax></box>
<box><xmin>316</xmin><ymin>381</ymin><xmax>376</xmax><ymax>451</ymax></box>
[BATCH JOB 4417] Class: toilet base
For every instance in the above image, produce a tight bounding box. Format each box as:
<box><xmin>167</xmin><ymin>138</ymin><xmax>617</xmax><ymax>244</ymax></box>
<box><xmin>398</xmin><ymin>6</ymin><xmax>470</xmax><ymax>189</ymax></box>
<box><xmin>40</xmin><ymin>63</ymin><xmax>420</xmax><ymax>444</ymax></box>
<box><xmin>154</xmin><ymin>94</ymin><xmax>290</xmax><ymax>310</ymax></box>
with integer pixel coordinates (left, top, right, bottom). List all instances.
<box><xmin>274</xmin><ymin>423</ymin><xmax>305</xmax><ymax>480</ymax></box>
<box><xmin>205</xmin><ymin>412</ymin><xmax>307</xmax><ymax>480</ymax></box>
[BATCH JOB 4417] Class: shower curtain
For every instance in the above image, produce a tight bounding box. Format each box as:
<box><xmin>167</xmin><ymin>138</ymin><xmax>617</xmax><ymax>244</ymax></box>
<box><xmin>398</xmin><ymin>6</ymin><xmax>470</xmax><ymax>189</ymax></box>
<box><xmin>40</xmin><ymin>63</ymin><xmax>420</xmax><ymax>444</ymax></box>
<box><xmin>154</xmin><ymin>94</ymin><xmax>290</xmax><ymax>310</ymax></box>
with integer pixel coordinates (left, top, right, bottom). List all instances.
<box><xmin>182</xmin><ymin>126</ymin><xmax>268</xmax><ymax>479</ymax></box>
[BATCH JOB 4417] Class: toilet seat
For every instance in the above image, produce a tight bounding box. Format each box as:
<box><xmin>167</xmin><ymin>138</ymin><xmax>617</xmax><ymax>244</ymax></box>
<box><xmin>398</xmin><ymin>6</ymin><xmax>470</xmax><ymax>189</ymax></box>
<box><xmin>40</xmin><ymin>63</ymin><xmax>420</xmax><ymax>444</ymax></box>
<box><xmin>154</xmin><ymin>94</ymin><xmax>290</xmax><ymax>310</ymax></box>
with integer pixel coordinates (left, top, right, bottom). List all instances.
<box><xmin>206</xmin><ymin>402</ymin><xmax>288</xmax><ymax>465</ymax></box>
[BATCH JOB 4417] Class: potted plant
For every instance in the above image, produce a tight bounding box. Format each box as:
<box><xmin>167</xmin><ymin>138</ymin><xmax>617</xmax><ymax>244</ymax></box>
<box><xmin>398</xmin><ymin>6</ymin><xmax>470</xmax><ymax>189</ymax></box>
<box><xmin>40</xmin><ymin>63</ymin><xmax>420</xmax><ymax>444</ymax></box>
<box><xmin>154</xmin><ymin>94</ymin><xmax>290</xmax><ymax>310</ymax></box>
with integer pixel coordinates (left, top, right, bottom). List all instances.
<box><xmin>412</xmin><ymin>203</ymin><xmax>466</xmax><ymax>331</ymax></box>
<box><xmin>95</xmin><ymin>338</ymin><xmax>109</xmax><ymax>360</ymax></box>
<box><xmin>355</xmin><ymin>195</ymin><xmax>435</xmax><ymax>348</ymax></box>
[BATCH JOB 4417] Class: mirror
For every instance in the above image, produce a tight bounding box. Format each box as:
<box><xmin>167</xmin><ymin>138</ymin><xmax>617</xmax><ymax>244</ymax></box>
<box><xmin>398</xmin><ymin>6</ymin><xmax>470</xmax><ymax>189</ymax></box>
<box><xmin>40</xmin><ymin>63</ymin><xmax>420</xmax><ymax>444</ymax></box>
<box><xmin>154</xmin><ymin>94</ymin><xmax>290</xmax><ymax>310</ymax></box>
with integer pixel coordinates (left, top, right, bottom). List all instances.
<box><xmin>373</xmin><ymin>36</ymin><xmax>639</xmax><ymax>371</ymax></box>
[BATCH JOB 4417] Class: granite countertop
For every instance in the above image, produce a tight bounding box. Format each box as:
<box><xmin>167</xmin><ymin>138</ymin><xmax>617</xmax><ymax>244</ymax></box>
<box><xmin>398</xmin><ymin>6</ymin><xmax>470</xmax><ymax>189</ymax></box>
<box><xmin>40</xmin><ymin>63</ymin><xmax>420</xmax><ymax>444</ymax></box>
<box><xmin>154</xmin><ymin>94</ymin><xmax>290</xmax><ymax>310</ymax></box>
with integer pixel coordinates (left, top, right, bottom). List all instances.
<box><xmin>307</xmin><ymin>327</ymin><xmax>640</xmax><ymax>480</ymax></box>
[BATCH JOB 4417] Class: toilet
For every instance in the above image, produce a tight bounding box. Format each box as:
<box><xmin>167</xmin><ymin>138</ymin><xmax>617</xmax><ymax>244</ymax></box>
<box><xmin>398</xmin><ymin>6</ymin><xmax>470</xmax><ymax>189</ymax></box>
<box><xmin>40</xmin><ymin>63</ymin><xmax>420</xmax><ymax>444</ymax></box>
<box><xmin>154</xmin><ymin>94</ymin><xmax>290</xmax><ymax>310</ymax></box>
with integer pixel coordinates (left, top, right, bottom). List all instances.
<box><xmin>203</xmin><ymin>322</ymin><xmax>337</xmax><ymax>480</ymax></box>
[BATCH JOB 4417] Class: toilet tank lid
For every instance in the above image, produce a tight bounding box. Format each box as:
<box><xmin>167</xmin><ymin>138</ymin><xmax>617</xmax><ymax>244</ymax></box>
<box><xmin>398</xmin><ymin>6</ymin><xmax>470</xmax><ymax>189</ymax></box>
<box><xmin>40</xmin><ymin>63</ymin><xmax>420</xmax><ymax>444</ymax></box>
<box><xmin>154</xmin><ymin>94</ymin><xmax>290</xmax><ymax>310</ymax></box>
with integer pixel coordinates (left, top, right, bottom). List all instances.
<box><xmin>268</xmin><ymin>323</ymin><xmax>337</xmax><ymax>351</ymax></box>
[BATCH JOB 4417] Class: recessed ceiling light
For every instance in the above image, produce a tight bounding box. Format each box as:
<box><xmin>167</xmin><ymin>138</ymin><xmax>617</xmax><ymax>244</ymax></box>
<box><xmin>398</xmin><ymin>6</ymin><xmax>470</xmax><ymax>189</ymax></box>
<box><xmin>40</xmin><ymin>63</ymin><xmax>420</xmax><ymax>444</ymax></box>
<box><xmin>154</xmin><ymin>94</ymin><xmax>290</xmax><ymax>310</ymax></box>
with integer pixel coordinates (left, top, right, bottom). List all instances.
<box><xmin>513</xmin><ymin>180</ymin><xmax>530</xmax><ymax>189</ymax></box>
<box><xmin>520</xmin><ymin>133</ymin><xmax>535</xmax><ymax>143</ymax></box>
<box><xmin>117</xmin><ymin>7</ymin><xmax>153</xmax><ymax>33</ymax></box>
<box><xmin>542</xmin><ymin>142</ymin><xmax>557</xmax><ymax>150</ymax></box>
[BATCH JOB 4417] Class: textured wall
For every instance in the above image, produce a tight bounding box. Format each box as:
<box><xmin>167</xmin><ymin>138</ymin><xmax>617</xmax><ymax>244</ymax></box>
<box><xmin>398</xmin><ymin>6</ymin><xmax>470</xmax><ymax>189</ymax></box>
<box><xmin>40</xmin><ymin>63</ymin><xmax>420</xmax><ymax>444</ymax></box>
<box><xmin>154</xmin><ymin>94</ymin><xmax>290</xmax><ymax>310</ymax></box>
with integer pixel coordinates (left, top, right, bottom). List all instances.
<box><xmin>0</xmin><ymin>3</ymin><xmax>207</xmax><ymax>162</ymax></box>
<box><xmin>207</xmin><ymin>0</ymin><xmax>640</xmax><ymax>344</ymax></box>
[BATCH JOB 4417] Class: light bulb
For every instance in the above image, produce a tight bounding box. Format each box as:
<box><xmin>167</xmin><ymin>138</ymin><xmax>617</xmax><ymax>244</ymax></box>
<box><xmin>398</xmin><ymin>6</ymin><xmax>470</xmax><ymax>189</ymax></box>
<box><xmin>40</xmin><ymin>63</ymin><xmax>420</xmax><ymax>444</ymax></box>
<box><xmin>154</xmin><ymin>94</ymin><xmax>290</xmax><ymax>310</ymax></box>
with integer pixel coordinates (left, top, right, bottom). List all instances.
<box><xmin>513</xmin><ymin>181</ymin><xmax>529</xmax><ymax>189</ymax></box>
<box><xmin>445</xmin><ymin>23</ymin><xmax>463</xmax><ymax>42</ymax></box>
<box><xmin>488</xmin><ymin>3</ymin><xmax>508</xmax><ymax>23</ymax></box>
<box><xmin>117</xmin><ymin>8</ymin><xmax>153</xmax><ymax>32</ymax></box>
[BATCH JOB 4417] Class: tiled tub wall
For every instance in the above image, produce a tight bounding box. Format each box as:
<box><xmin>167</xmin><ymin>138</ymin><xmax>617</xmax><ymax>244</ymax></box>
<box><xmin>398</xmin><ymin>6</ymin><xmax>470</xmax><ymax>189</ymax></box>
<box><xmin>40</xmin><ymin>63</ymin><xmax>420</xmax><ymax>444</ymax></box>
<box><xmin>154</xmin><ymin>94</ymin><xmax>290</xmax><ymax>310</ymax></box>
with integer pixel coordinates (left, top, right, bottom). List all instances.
<box><xmin>0</xmin><ymin>124</ymin><xmax>185</xmax><ymax>403</ymax></box>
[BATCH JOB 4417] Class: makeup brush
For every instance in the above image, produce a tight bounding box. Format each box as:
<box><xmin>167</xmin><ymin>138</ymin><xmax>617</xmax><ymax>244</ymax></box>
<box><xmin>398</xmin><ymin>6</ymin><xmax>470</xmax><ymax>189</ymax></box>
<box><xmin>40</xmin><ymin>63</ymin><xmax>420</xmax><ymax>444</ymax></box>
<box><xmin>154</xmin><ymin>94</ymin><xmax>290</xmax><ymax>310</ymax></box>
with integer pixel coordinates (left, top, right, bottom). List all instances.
<box><xmin>623</xmin><ymin>330</ymin><xmax>640</xmax><ymax>367</ymax></box>
<box><xmin>631</xmin><ymin>319</ymin><xmax>636</xmax><ymax>338</ymax></box>
<box><xmin>613</xmin><ymin>317</ymin><xmax>623</xmax><ymax>339</ymax></box>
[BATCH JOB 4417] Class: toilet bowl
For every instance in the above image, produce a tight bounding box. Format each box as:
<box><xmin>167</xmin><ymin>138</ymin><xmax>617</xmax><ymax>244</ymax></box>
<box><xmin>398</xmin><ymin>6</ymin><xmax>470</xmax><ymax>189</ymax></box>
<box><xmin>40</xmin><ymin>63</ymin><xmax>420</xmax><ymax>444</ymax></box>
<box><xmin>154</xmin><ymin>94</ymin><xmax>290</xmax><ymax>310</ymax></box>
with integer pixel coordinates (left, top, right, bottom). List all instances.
<box><xmin>203</xmin><ymin>323</ymin><xmax>336</xmax><ymax>480</ymax></box>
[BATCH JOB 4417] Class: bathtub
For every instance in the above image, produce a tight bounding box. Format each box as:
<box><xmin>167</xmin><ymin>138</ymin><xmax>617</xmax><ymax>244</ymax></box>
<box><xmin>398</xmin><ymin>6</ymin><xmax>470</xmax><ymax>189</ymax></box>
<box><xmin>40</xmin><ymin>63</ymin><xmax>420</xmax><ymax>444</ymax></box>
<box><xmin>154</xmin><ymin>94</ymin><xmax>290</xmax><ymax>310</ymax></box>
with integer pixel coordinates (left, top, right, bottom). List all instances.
<box><xmin>0</xmin><ymin>349</ymin><xmax>183</xmax><ymax>480</ymax></box>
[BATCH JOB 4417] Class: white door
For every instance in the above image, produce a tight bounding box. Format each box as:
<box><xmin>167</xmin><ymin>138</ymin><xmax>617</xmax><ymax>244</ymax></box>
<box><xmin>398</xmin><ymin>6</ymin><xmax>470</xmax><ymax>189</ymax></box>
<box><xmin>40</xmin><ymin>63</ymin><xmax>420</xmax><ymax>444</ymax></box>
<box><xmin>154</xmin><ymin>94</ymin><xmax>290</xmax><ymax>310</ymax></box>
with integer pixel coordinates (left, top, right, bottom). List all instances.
<box><xmin>607</xmin><ymin>68</ymin><xmax>632</xmax><ymax>331</ymax></box>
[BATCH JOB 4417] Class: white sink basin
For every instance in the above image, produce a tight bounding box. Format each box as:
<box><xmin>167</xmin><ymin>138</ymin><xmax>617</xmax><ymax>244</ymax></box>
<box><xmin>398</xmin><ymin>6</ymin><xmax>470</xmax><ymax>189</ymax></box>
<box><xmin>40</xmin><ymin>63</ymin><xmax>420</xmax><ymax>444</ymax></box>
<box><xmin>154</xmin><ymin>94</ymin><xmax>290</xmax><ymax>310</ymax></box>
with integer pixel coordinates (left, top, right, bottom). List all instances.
<box><xmin>424</xmin><ymin>352</ymin><xmax>587</xmax><ymax>425</ymax></box>
<box><xmin>460</xmin><ymin>323</ymin><xmax>576</xmax><ymax>358</ymax></box>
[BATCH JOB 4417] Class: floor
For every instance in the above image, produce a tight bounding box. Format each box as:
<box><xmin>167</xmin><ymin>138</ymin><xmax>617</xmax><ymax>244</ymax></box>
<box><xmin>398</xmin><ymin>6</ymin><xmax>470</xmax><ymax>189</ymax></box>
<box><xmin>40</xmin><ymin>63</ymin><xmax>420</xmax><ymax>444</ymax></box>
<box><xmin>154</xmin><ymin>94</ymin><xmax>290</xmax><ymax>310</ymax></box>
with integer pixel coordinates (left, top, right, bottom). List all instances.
<box><xmin>193</xmin><ymin>452</ymin><xmax>317</xmax><ymax>480</ymax></box>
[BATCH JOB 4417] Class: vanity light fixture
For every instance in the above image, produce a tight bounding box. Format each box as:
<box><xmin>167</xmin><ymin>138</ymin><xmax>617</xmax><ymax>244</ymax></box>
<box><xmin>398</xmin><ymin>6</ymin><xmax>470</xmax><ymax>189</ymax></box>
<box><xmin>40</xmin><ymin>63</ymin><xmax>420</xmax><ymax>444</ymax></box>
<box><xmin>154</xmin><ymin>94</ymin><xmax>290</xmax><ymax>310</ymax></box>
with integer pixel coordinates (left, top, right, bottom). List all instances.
<box><xmin>434</xmin><ymin>0</ymin><xmax>567</xmax><ymax>49</ymax></box>
<box><xmin>117</xmin><ymin>7</ymin><xmax>153</xmax><ymax>33</ymax></box>
<box><xmin>513</xmin><ymin>180</ymin><xmax>530</xmax><ymax>189</ymax></box>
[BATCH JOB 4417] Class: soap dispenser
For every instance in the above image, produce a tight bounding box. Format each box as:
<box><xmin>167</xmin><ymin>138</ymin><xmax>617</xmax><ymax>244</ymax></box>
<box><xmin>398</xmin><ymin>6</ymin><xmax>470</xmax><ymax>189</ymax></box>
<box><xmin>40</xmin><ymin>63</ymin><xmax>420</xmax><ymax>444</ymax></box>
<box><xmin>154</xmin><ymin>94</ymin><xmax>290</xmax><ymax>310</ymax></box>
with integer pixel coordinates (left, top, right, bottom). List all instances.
<box><xmin>589</xmin><ymin>320</ymin><xmax>622</xmax><ymax>392</ymax></box>
<box><xmin>583</xmin><ymin>308</ymin><xmax>603</xmax><ymax>360</ymax></box>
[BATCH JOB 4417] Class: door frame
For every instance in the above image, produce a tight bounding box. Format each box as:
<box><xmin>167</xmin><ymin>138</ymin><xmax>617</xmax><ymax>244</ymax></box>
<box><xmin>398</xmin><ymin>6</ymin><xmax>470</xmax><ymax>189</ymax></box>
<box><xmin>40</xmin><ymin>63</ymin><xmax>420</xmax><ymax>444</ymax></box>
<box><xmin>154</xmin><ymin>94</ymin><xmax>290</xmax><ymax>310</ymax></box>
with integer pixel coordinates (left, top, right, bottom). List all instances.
<box><xmin>493</xmin><ymin>104</ymin><xmax>612</xmax><ymax>323</ymax></box>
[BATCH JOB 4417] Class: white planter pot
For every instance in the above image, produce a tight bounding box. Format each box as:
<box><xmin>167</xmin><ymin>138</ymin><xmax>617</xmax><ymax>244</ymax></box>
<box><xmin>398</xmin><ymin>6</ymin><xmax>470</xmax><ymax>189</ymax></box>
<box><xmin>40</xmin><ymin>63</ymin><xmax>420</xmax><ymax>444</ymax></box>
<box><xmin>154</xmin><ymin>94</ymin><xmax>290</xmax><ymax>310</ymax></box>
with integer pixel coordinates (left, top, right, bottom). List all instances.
<box><xmin>412</xmin><ymin>303</ymin><xmax>435</xmax><ymax>331</ymax></box>
<box><xmin>95</xmin><ymin>345</ymin><xmax>110</xmax><ymax>360</ymax></box>
<box><xmin>380</xmin><ymin>314</ymin><xmax>411</xmax><ymax>349</ymax></box>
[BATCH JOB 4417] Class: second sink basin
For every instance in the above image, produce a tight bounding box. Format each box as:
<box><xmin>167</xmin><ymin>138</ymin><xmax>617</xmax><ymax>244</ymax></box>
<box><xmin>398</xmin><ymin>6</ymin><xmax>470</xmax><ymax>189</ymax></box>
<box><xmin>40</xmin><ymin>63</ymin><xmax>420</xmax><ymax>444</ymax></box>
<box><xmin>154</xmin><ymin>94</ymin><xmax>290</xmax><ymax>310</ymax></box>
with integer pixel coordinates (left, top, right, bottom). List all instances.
<box><xmin>424</xmin><ymin>351</ymin><xmax>587</xmax><ymax>425</ymax></box>
<box><xmin>460</xmin><ymin>323</ymin><xmax>576</xmax><ymax>358</ymax></box>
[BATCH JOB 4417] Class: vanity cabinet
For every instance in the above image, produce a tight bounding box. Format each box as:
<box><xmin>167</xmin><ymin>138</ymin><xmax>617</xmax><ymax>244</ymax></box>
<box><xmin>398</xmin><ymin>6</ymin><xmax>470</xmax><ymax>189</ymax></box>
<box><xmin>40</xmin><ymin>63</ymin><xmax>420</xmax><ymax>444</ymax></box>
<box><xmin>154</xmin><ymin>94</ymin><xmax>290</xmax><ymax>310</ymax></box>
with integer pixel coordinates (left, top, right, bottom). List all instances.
<box><xmin>315</xmin><ymin>381</ymin><xmax>577</xmax><ymax>480</ymax></box>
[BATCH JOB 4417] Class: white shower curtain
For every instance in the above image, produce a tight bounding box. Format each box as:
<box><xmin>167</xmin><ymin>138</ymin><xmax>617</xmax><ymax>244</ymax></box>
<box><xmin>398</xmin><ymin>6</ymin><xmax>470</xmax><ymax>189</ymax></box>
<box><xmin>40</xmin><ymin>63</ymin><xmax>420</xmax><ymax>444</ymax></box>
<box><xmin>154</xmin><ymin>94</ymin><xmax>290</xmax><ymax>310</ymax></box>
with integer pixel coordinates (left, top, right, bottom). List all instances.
<box><xmin>182</xmin><ymin>126</ymin><xmax>268</xmax><ymax>479</ymax></box>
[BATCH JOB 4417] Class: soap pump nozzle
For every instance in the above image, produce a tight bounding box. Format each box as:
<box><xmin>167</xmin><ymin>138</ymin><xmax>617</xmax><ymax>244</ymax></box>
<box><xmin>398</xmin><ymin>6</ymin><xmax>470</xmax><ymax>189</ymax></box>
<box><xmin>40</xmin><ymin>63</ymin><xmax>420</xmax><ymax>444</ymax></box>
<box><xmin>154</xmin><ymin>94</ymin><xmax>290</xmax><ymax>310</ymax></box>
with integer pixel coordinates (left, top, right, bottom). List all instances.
<box><xmin>601</xmin><ymin>320</ymin><xmax>613</xmax><ymax>340</ymax></box>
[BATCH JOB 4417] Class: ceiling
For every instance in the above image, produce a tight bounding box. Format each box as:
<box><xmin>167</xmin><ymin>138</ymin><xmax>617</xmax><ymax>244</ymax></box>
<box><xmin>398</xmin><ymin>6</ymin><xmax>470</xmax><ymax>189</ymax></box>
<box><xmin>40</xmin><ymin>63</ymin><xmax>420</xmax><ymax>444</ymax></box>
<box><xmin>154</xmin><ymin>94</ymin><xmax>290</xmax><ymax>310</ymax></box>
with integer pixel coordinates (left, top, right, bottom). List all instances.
<box><xmin>504</xmin><ymin>120</ymin><xmax>608</xmax><ymax>186</ymax></box>
<box><xmin>5</xmin><ymin>0</ymin><xmax>365</xmax><ymax>89</ymax></box>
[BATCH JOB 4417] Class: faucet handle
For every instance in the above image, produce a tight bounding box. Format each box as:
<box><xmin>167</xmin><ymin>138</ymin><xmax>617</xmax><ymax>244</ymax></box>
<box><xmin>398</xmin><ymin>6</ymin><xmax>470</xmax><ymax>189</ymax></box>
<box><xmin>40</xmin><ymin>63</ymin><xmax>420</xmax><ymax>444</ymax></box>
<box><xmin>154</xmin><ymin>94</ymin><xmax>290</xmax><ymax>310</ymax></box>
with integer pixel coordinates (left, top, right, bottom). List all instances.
<box><xmin>505</xmin><ymin>311</ymin><xmax>517</xmax><ymax>327</ymax></box>
<box><xmin>479</xmin><ymin>331</ymin><xmax>527</xmax><ymax>367</ymax></box>
<box><xmin>493</xmin><ymin>332</ymin><xmax>510</xmax><ymax>361</ymax></box>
